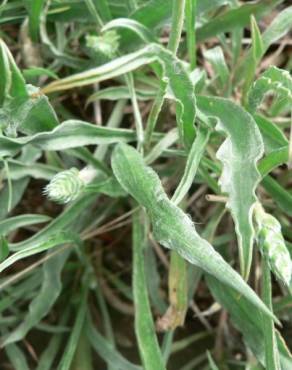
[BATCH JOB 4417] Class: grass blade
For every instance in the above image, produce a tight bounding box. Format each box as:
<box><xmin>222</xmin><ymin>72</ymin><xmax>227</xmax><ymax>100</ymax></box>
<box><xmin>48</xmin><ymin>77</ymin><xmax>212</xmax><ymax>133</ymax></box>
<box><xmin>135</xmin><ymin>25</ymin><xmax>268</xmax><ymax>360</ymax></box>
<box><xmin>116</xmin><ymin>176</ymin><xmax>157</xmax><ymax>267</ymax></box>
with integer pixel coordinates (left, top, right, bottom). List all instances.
<box><xmin>132</xmin><ymin>209</ymin><xmax>165</xmax><ymax>370</ymax></box>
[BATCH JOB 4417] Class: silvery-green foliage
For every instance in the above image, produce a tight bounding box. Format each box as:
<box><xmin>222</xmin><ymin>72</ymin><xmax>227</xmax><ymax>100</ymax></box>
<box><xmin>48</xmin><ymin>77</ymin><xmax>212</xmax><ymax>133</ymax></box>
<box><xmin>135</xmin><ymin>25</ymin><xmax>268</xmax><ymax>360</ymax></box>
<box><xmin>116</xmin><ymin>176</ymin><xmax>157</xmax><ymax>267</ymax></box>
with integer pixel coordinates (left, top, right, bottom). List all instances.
<box><xmin>247</xmin><ymin>67</ymin><xmax>292</xmax><ymax>113</ymax></box>
<box><xmin>198</xmin><ymin>96</ymin><xmax>264</xmax><ymax>280</ymax></box>
<box><xmin>44</xmin><ymin>168</ymin><xmax>85</xmax><ymax>204</ymax></box>
<box><xmin>254</xmin><ymin>203</ymin><xmax>292</xmax><ymax>286</ymax></box>
<box><xmin>112</xmin><ymin>143</ymin><xmax>275</xmax><ymax>320</ymax></box>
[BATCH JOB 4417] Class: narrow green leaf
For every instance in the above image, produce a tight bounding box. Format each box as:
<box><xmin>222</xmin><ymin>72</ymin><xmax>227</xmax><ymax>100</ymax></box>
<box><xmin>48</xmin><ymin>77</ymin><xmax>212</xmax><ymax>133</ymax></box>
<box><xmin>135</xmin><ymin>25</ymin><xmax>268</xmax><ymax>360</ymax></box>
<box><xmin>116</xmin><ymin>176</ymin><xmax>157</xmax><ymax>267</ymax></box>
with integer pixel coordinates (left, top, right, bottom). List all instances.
<box><xmin>261</xmin><ymin>176</ymin><xmax>292</xmax><ymax>217</ymax></box>
<box><xmin>57</xmin><ymin>287</ymin><xmax>88</xmax><ymax>370</ymax></box>
<box><xmin>145</xmin><ymin>129</ymin><xmax>178</xmax><ymax>165</ymax></box>
<box><xmin>0</xmin><ymin>214</ymin><xmax>51</xmax><ymax>235</ymax></box>
<box><xmin>4</xmin><ymin>342</ymin><xmax>30</xmax><ymax>370</ymax></box>
<box><xmin>0</xmin><ymin>233</ymin><xmax>74</xmax><ymax>273</ymax></box>
<box><xmin>130</xmin><ymin>0</ymin><xmax>172</xmax><ymax>33</ymax></box>
<box><xmin>0</xmin><ymin>179</ymin><xmax>29</xmax><ymax>221</ymax></box>
<box><xmin>111</xmin><ymin>143</ymin><xmax>277</xmax><ymax>322</ymax></box>
<box><xmin>24</xmin><ymin>0</ymin><xmax>45</xmax><ymax>41</ymax></box>
<box><xmin>204</xmin><ymin>46</ymin><xmax>229</xmax><ymax>92</ymax></box>
<box><xmin>242</xmin><ymin>15</ymin><xmax>264</xmax><ymax>99</ymax></box>
<box><xmin>0</xmin><ymin>236</ymin><xmax>9</xmax><ymax>262</ymax></box>
<box><xmin>258</xmin><ymin>147</ymin><xmax>288</xmax><ymax>178</ymax></box>
<box><xmin>0</xmin><ymin>38</ymin><xmax>27</xmax><ymax>105</ymax></box>
<box><xmin>86</xmin><ymin>316</ymin><xmax>142</xmax><ymax>370</ymax></box>
<box><xmin>42</xmin><ymin>44</ymin><xmax>196</xmax><ymax>147</ymax></box>
<box><xmin>3</xmin><ymin>248</ymin><xmax>70</xmax><ymax>345</ymax></box>
<box><xmin>87</xmin><ymin>85</ymin><xmax>156</xmax><ymax>103</ymax></box>
<box><xmin>255</xmin><ymin>114</ymin><xmax>288</xmax><ymax>155</ymax></box>
<box><xmin>10</xmin><ymin>194</ymin><xmax>96</xmax><ymax>251</ymax></box>
<box><xmin>36</xmin><ymin>311</ymin><xmax>70</xmax><ymax>370</ymax></box>
<box><xmin>196</xmin><ymin>1</ymin><xmax>280</xmax><ymax>43</ymax></box>
<box><xmin>132</xmin><ymin>210</ymin><xmax>165</xmax><ymax>370</ymax></box>
<box><xmin>206</xmin><ymin>275</ymin><xmax>291</xmax><ymax>369</ymax></box>
<box><xmin>237</xmin><ymin>5</ymin><xmax>292</xmax><ymax>85</ymax></box>
<box><xmin>22</xmin><ymin>67</ymin><xmax>59</xmax><ymax>80</ymax></box>
<box><xmin>251</xmin><ymin>15</ymin><xmax>264</xmax><ymax>62</ymax></box>
<box><xmin>261</xmin><ymin>256</ymin><xmax>281</xmax><ymax>370</ymax></box>
<box><xmin>207</xmin><ymin>351</ymin><xmax>220</xmax><ymax>370</ymax></box>
<box><xmin>172</xmin><ymin>125</ymin><xmax>209</xmax><ymax>205</ymax></box>
<box><xmin>0</xmin><ymin>120</ymin><xmax>135</xmax><ymax>157</ymax></box>
<box><xmin>4</xmin><ymin>160</ymin><xmax>58</xmax><ymax>181</ymax></box>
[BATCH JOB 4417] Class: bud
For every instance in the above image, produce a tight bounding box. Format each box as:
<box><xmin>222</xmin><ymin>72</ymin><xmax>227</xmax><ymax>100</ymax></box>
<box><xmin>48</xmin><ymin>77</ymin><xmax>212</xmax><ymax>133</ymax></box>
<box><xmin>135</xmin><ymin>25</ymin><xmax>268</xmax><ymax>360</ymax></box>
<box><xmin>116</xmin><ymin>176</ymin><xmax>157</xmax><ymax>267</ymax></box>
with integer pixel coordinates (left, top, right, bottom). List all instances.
<box><xmin>85</xmin><ymin>31</ymin><xmax>120</xmax><ymax>58</ymax></box>
<box><xmin>254</xmin><ymin>203</ymin><xmax>292</xmax><ymax>285</ymax></box>
<box><xmin>44</xmin><ymin>168</ymin><xmax>85</xmax><ymax>204</ymax></box>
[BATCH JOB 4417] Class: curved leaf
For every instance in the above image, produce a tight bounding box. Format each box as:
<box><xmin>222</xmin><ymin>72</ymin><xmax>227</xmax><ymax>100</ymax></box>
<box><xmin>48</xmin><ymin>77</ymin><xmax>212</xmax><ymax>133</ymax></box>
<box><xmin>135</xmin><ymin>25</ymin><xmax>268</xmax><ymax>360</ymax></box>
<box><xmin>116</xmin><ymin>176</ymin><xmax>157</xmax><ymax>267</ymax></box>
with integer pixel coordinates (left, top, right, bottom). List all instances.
<box><xmin>0</xmin><ymin>214</ymin><xmax>51</xmax><ymax>235</ymax></box>
<box><xmin>237</xmin><ymin>6</ymin><xmax>292</xmax><ymax>85</ymax></box>
<box><xmin>102</xmin><ymin>18</ymin><xmax>156</xmax><ymax>43</ymax></box>
<box><xmin>0</xmin><ymin>233</ymin><xmax>74</xmax><ymax>273</ymax></box>
<box><xmin>111</xmin><ymin>143</ymin><xmax>276</xmax><ymax>322</ymax></box>
<box><xmin>2</xmin><ymin>248</ymin><xmax>70</xmax><ymax>345</ymax></box>
<box><xmin>248</xmin><ymin>67</ymin><xmax>292</xmax><ymax>113</ymax></box>
<box><xmin>42</xmin><ymin>44</ymin><xmax>196</xmax><ymax>147</ymax></box>
<box><xmin>0</xmin><ymin>120</ymin><xmax>135</xmax><ymax>157</ymax></box>
<box><xmin>132</xmin><ymin>210</ymin><xmax>165</xmax><ymax>370</ymax></box>
<box><xmin>206</xmin><ymin>275</ymin><xmax>292</xmax><ymax>370</ymax></box>
<box><xmin>197</xmin><ymin>96</ymin><xmax>264</xmax><ymax>279</ymax></box>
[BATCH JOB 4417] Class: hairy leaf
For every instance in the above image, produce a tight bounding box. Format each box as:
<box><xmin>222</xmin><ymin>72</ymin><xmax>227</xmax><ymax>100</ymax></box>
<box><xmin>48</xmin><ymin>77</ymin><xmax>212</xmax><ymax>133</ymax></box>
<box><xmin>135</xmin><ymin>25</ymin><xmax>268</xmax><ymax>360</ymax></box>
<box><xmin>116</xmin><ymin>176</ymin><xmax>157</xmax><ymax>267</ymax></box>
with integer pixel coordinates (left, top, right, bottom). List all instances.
<box><xmin>197</xmin><ymin>96</ymin><xmax>264</xmax><ymax>279</ymax></box>
<box><xmin>42</xmin><ymin>44</ymin><xmax>196</xmax><ymax>147</ymax></box>
<box><xmin>248</xmin><ymin>67</ymin><xmax>292</xmax><ymax>112</ymax></box>
<box><xmin>132</xmin><ymin>210</ymin><xmax>165</xmax><ymax>370</ymax></box>
<box><xmin>0</xmin><ymin>120</ymin><xmax>135</xmax><ymax>157</ymax></box>
<box><xmin>111</xmin><ymin>143</ymin><xmax>275</xmax><ymax>321</ymax></box>
<box><xmin>2</xmin><ymin>248</ymin><xmax>70</xmax><ymax>345</ymax></box>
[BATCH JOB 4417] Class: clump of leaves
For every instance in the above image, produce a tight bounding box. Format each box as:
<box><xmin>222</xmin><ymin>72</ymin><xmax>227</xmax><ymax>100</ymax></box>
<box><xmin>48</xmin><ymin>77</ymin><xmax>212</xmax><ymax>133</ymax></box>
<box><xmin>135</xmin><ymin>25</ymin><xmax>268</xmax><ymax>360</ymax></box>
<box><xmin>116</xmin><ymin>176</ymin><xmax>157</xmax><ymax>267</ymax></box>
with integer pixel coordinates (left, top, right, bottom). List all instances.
<box><xmin>0</xmin><ymin>1</ymin><xmax>291</xmax><ymax>369</ymax></box>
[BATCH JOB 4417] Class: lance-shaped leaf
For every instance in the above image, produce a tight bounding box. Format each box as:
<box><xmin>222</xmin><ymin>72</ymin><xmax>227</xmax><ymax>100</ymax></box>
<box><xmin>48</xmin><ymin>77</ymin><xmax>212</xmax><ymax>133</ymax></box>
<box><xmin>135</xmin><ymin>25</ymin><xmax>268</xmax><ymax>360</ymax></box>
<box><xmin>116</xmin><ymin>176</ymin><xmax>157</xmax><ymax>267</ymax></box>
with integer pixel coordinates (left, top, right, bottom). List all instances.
<box><xmin>132</xmin><ymin>210</ymin><xmax>165</xmax><ymax>370</ymax></box>
<box><xmin>42</xmin><ymin>44</ymin><xmax>196</xmax><ymax>147</ymax></box>
<box><xmin>0</xmin><ymin>39</ymin><xmax>27</xmax><ymax>105</ymax></box>
<box><xmin>236</xmin><ymin>5</ymin><xmax>292</xmax><ymax>86</ymax></box>
<box><xmin>2</xmin><ymin>248</ymin><xmax>70</xmax><ymax>346</ymax></box>
<box><xmin>111</xmin><ymin>143</ymin><xmax>276</xmax><ymax>322</ymax></box>
<box><xmin>0</xmin><ymin>232</ymin><xmax>74</xmax><ymax>273</ymax></box>
<box><xmin>0</xmin><ymin>120</ymin><xmax>135</xmax><ymax>157</ymax></box>
<box><xmin>197</xmin><ymin>96</ymin><xmax>264</xmax><ymax>280</ymax></box>
<box><xmin>206</xmin><ymin>275</ymin><xmax>292</xmax><ymax>369</ymax></box>
<box><xmin>248</xmin><ymin>67</ymin><xmax>292</xmax><ymax>113</ymax></box>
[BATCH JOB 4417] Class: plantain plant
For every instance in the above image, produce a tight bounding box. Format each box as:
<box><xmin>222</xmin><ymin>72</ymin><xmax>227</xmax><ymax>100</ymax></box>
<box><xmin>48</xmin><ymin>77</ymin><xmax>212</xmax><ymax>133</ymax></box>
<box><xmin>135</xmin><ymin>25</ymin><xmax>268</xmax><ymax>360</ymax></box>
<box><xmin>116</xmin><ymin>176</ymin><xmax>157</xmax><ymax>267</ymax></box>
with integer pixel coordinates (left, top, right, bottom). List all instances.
<box><xmin>0</xmin><ymin>0</ymin><xmax>291</xmax><ymax>369</ymax></box>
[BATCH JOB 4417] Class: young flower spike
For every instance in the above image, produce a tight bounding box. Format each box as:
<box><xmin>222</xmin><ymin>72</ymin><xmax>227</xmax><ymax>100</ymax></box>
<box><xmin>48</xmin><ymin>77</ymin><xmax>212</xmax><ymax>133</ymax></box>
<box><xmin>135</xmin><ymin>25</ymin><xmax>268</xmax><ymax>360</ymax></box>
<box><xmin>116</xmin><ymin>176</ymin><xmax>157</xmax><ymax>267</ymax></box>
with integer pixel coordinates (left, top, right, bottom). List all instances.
<box><xmin>254</xmin><ymin>202</ymin><xmax>292</xmax><ymax>286</ymax></box>
<box><xmin>44</xmin><ymin>166</ymin><xmax>97</xmax><ymax>204</ymax></box>
<box><xmin>85</xmin><ymin>30</ymin><xmax>120</xmax><ymax>58</ymax></box>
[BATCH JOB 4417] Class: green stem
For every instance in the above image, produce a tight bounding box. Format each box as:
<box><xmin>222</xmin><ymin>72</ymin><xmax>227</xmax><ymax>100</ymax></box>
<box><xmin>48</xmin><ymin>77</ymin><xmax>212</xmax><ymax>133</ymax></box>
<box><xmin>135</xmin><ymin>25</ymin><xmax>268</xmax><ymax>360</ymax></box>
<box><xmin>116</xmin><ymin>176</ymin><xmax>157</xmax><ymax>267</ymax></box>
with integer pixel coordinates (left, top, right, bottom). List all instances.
<box><xmin>261</xmin><ymin>256</ymin><xmax>280</xmax><ymax>370</ymax></box>
<box><xmin>185</xmin><ymin>0</ymin><xmax>196</xmax><ymax>69</ymax></box>
<box><xmin>144</xmin><ymin>0</ymin><xmax>186</xmax><ymax>149</ymax></box>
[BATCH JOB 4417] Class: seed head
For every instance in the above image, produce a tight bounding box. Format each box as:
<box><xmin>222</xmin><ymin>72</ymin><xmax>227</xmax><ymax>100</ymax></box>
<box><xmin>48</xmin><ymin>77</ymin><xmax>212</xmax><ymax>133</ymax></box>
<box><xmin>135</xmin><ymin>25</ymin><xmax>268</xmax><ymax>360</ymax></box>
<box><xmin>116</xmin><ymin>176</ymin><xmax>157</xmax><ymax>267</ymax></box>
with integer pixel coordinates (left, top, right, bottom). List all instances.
<box><xmin>44</xmin><ymin>168</ymin><xmax>85</xmax><ymax>204</ymax></box>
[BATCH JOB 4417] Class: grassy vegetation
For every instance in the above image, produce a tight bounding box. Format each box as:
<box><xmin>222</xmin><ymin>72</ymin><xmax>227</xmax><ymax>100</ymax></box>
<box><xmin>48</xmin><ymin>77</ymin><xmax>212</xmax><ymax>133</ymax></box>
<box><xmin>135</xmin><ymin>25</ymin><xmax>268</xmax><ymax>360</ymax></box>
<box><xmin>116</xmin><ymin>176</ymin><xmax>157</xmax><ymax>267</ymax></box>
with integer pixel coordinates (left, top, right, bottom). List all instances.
<box><xmin>0</xmin><ymin>0</ymin><xmax>291</xmax><ymax>369</ymax></box>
